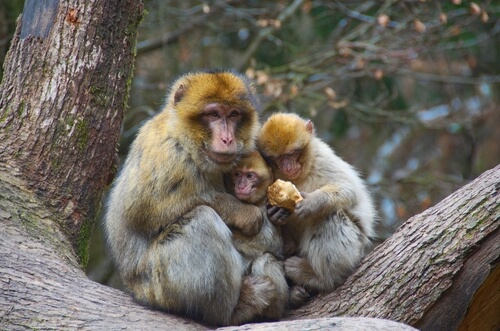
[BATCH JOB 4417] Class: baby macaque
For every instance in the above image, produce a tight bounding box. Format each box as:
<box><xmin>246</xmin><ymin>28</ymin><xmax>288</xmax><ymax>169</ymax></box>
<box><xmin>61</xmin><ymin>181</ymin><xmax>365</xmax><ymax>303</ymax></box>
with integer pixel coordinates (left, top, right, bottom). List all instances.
<box><xmin>258</xmin><ymin>112</ymin><xmax>378</xmax><ymax>293</ymax></box>
<box><xmin>226</xmin><ymin>151</ymin><xmax>283</xmax><ymax>262</ymax></box>
<box><xmin>226</xmin><ymin>150</ymin><xmax>310</xmax><ymax>316</ymax></box>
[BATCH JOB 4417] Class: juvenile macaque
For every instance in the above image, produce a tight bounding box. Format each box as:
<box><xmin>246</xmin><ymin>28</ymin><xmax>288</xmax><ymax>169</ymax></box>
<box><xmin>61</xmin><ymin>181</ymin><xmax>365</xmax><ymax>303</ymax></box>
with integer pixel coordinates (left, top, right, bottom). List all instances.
<box><xmin>104</xmin><ymin>71</ymin><xmax>280</xmax><ymax>326</ymax></box>
<box><xmin>226</xmin><ymin>150</ymin><xmax>282</xmax><ymax>261</ymax></box>
<box><xmin>258</xmin><ymin>113</ymin><xmax>377</xmax><ymax>293</ymax></box>
<box><xmin>226</xmin><ymin>150</ymin><xmax>310</xmax><ymax>314</ymax></box>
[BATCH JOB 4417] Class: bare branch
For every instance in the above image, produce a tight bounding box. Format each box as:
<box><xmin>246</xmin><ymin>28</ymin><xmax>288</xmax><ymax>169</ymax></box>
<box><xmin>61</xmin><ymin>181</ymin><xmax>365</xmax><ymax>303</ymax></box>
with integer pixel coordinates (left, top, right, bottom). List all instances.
<box><xmin>393</xmin><ymin>69</ymin><xmax>500</xmax><ymax>85</ymax></box>
<box><xmin>235</xmin><ymin>0</ymin><xmax>305</xmax><ymax>71</ymax></box>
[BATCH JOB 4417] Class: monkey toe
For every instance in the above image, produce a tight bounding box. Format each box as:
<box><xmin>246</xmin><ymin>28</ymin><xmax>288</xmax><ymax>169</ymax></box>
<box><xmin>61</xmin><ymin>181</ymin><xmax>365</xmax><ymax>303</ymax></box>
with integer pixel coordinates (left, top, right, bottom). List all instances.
<box><xmin>289</xmin><ymin>285</ymin><xmax>310</xmax><ymax>308</ymax></box>
<box><xmin>284</xmin><ymin>256</ymin><xmax>313</xmax><ymax>283</ymax></box>
<box><xmin>244</xmin><ymin>275</ymin><xmax>277</xmax><ymax>308</ymax></box>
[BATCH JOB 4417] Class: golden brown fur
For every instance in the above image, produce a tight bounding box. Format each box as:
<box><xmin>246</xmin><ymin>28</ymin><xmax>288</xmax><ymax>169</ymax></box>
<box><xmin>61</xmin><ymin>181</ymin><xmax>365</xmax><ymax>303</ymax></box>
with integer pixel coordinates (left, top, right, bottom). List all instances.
<box><xmin>226</xmin><ymin>151</ymin><xmax>310</xmax><ymax>315</ymax></box>
<box><xmin>258</xmin><ymin>113</ymin><xmax>377</xmax><ymax>293</ymax></box>
<box><xmin>105</xmin><ymin>71</ymin><xmax>279</xmax><ymax>326</ymax></box>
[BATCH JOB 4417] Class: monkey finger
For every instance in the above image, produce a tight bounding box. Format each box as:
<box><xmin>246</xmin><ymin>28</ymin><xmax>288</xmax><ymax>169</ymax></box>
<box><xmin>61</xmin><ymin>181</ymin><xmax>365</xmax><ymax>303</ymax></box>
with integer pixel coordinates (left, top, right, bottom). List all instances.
<box><xmin>294</xmin><ymin>201</ymin><xmax>310</xmax><ymax>219</ymax></box>
<box><xmin>243</xmin><ymin>218</ymin><xmax>264</xmax><ymax>236</ymax></box>
<box><xmin>267</xmin><ymin>205</ymin><xmax>291</xmax><ymax>225</ymax></box>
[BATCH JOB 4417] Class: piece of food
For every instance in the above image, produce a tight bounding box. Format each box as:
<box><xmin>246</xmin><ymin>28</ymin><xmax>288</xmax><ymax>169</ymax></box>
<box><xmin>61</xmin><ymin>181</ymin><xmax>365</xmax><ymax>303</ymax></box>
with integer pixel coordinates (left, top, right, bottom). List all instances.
<box><xmin>267</xmin><ymin>179</ymin><xmax>303</xmax><ymax>212</ymax></box>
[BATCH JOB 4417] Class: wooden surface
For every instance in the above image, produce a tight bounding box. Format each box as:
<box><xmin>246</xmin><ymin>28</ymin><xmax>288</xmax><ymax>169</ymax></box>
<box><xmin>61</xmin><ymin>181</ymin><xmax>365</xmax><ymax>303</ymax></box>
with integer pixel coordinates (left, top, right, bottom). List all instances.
<box><xmin>458</xmin><ymin>265</ymin><xmax>500</xmax><ymax>331</ymax></box>
<box><xmin>217</xmin><ymin>317</ymin><xmax>417</xmax><ymax>331</ymax></box>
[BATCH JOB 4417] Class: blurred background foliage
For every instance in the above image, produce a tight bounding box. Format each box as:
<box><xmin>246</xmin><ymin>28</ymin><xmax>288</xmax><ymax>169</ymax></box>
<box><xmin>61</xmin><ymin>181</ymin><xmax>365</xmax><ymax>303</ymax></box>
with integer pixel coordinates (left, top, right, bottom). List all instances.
<box><xmin>1</xmin><ymin>0</ymin><xmax>498</xmax><ymax>288</ymax></box>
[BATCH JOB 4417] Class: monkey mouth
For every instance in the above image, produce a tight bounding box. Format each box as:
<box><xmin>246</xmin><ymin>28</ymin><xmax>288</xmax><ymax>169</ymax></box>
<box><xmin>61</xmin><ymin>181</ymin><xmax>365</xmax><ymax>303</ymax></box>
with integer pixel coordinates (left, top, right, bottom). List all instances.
<box><xmin>283</xmin><ymin>168</ymin><xmax>301</xmax><ymax>180</ymax></box>
<box><xmin>236</xmin><ymin>192</ymin><xmax>252</xmax><ymax>200</ymax></box>
<box><xmin>205</xmin><ymin>149</ymin><xmax>237</xmax><ymax>164</ymax></box>
<box><xmin>236</xmin><ymin>186</ymin><xmax>254</xmax><ymax>200</ymax></box>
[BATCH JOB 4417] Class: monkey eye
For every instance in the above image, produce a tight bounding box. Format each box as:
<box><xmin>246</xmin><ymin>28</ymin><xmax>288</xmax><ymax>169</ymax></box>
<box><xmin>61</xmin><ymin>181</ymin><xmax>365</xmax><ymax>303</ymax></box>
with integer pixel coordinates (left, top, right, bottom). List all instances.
<box><xmin>229</xmin><ymin>110</ymin><xmax>241</xmax><ymax>118</ymax></box>
<box><xmin>284</xmin><ymin>150</ymin><xmax>300</xmax><ymax>158</ymax></box>
<box><xmin>208</xmin><ymin>111</ymin><xmax>220</xmax><ymax>118</ymax></box>
<box><xmin>246</xmin><ymin>172</ymin><xmax>256</xmax><ymax>180</ymax></box>
<box><xmin>233</xmin><ymin>171</ymin><xmax>242</xmax><ymax>178</ymax></box>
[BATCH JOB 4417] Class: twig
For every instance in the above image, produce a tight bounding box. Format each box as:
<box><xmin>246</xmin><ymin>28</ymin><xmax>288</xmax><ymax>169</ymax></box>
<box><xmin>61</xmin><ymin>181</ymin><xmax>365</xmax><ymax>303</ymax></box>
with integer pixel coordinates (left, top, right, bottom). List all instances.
<box><xmin>334</xmin><ymin>0</ymin><xmax>399</xmax><ymax>29</ymax></box>
<box><xmin>136</xmin><ymin>17</ymin><xmax>207</xmax><ymax>55</ymax></box>
<box><xmin>235</xmin><ymin>0</ymin><xmax>305</xmax><ymax>71</ymax></box>
<box><xmin>393</xmin><ymin>69</ymin><xmax>500</xmax><ymax>85</ymax></box>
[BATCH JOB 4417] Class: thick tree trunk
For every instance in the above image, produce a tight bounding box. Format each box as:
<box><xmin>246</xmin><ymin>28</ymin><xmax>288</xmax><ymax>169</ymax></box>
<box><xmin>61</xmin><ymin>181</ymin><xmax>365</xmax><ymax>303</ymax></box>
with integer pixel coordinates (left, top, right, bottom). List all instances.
<box><xmin>0</xmin><ymin>183</ymin><xmax>206</xmax><ymax>330</ymax></box>
<box><xmin>0</xmin><ymin>0</ymin><xmax>143</xmax><ymax>265</ymax></box>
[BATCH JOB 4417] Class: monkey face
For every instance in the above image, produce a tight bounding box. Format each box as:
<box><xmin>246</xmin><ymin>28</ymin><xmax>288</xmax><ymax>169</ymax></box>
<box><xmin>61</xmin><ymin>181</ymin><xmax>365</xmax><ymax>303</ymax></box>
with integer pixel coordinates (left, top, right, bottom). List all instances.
<box><xmin>258</xmin><ymin>113</ymin><xmax>314</xmax><ymax>182</ymax></box>
<box><xmin>233</xmin><ymin>170</ymin><xmax>259</xmax><ymax>201</ymax></box>
<box><xmin>200</xmin><ymin>103</ymin><xmax>243</xmax><ymax>164</ymax></box>
<box><xmin>275</xmin><ymin>150</ymin><xmax>302</xmax><ymax>180</ymax></box>
<box><xmin>169</xmin><ymin>71</ymin><xmax>260</xmax><ymax>166</ymax></box>
<box><xmin>231</xmin><ymin>151</ymin><xmax>273</xmax><ymax>204</ymax></box>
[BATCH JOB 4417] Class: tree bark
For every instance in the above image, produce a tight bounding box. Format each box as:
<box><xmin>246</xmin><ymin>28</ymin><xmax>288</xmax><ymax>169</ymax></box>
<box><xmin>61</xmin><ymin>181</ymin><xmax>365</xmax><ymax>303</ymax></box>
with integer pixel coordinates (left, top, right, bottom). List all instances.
<box><xmin>1</xmin><ymin>1</ymin><xmax>499</xmax><ymax>330</ymax></box>
<box><xmin>0</xmin><ymin>0</ymin><xmax>143</xmax><ymax>265</ymax></box>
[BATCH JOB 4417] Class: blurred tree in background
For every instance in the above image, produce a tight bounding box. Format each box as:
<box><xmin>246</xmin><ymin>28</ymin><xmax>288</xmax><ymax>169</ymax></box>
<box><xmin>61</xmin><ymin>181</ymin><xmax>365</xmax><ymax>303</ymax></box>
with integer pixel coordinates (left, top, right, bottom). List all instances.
<box><xmin>2</xmin><ymin>0</ymin><xmax>498</xmax><ymax>288</ymax></box>
<box><xmin>127</xmin><ymin>0</ymin><xmax>499</xmax><ymax>234</ymax></box>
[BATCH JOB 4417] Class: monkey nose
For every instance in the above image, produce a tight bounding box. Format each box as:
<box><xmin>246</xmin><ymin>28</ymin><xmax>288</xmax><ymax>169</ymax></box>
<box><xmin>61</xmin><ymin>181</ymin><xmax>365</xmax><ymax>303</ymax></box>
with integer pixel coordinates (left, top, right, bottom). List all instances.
<box><xmin>221</xmin><ymin>137</ymin><xmax>233</xmax><ymax>145</ymax></box>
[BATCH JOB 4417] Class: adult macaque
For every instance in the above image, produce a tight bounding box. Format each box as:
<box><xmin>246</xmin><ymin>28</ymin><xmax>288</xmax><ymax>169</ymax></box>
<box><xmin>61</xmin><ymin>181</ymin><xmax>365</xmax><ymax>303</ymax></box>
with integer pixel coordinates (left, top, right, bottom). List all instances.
<box><xmin>105</xmin><ymin>71</ymin><xmax>279</xmax><ymax>326</ymax></box>
<box><xmin>258</xmin><ymin>112</ymin><xmax>378</xmax><ymax>293</ymax></box>
<box><xmin>226</xmin><ymin>150</ymin><xmax>310</xmax><ymax>315</ymax></box>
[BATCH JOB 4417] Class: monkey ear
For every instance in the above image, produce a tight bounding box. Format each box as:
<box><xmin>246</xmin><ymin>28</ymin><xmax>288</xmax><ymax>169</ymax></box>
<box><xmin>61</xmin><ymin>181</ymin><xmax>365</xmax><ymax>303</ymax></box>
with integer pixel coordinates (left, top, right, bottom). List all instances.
<box><xmin>174</xmin><ymin>84</ymin><xmax>186</xmax><ymax>105</ymax></box>
<box><xmin>305</xmin><ymin>120</ymin><xmax>314</xmax><ymax>134</ymax></box>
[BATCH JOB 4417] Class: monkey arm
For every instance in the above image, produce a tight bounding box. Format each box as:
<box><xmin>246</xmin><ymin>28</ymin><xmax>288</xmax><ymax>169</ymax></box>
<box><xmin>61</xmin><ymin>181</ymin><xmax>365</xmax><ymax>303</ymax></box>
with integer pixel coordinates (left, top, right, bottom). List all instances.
<box><xmin>321</xmin><ymin>183</ymin><xmax>357</xmax><ymax>210</ymax></box>
<box><xmin>207</xmin><ymin>192</ymin><xmax>264</xmax><ymax>236</ymax></box>
<box><xmin>295</xmin><ymin>184</ymin><xmax>356</xmax><ymax>220</ymax></box>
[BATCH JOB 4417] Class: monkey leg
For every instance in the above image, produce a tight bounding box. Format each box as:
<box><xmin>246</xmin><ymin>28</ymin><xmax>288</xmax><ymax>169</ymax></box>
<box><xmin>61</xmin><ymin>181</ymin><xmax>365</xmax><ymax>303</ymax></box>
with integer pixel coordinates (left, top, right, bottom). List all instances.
<box><xmin>247</xmin><ymin>252</ymin><xmax>288</xmax><ymax>320</ymax></box>
<box><xmin>230</xmin><ymin>273</ymin><xmax>277</xmax><ymax>325</ymax></box>
<box><xmin>130</xmin><ymin>206</ymin><xmax>273</xmax><ymax>326</ymax></box>
<box><xmin>285</xmin><ymin>211</ymin><xmax>368</xmax><ymax>293</ymax></box>
<box><xmin>234</xmin><ymin>217</ymin><xmax>284</xmax><ymax>264</ymax></box>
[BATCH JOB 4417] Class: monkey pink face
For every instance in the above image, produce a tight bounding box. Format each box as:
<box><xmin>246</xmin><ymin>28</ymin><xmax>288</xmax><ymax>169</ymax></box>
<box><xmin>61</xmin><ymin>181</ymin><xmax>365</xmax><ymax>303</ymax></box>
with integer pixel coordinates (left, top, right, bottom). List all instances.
<box><xmin>232</xmin><ymin>170</ymin><xmax>258</xmax><ymax>202</ymax></box>
<box><xmin>202</xmin><ymin>103</ymin><xmax>242</xmax><ymax>164</ymax></box>
<box><xmin>276</xmin><ymin>150</ymin><xmax>302</xmax><ymax>180</ymax></box>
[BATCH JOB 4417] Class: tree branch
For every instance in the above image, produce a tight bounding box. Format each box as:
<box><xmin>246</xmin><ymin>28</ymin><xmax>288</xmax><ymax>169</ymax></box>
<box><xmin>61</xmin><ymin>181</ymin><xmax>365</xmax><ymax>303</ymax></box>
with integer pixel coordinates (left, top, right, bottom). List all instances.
<box><xmin>136</xmin><ymin>16</ymin><xmax>206</xmax><ymax>55</ymax></box>
<box><xmin>235</xmin><ymin>0</ymin><xmax>304</xmax><ymax>71</ymax></box>
<box><xmin>393</xmin><ymin>68</ymin><xmax>500</xmax><ymax>85</ymax></box>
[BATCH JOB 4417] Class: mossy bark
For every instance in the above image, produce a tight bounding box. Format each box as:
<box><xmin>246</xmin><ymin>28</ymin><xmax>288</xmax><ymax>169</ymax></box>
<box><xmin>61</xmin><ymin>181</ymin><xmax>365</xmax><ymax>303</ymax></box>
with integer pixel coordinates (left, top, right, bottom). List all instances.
<box><xmin>0</xmin><ymin>0</ymin><xmax>143</xmax><ymax>266</ymax></box>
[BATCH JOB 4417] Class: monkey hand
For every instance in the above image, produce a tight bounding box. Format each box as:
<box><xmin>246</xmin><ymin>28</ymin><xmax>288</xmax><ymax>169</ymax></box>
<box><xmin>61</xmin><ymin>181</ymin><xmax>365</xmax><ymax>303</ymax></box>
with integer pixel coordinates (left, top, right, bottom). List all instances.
<box><xmin>267</xmin><ymin>205</ymin><xmax>291</xmax><ymax>225</ymax></box>
<box><xmin>236</xmin><ymin>206</ymin><xmax>264</xmax><ymax>236</ymax></box>
<box><xmin>294</xmin><ymin>190</ymin><xmax>325</xmax><ymax>219</ymax></box>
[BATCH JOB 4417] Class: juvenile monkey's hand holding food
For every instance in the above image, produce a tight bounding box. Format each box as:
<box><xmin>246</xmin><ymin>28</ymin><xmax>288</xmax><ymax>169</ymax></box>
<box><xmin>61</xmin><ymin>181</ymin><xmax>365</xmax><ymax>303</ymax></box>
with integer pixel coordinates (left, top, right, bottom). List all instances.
<box><xmin>267</xmin><ymin>179</ymin><xmax>303</xmax><ymax>212</ymax></box>
<box><xmin>258</xmin><ymin>112</ymin><xmax>377</xmax><ymax>293</ymax></box>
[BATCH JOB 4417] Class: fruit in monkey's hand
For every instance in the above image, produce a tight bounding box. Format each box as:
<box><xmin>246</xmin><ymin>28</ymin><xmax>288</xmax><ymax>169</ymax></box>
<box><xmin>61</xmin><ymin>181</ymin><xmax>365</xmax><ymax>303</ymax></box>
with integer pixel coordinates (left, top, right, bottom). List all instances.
<box><xmin>267</xmin><ymin>179</ymin><xmax>303</xmax><ymax>212</ymax></box>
